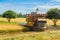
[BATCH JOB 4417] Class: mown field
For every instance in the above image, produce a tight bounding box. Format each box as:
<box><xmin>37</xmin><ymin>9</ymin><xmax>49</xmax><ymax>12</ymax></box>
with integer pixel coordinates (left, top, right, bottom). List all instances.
<box><xmin>0</xmin><ymin>18</ymin><xmax>60</xmax><ymax>40</ymax></box>
<box><xmin>0</xmin><ymin>18</ymin><xmax>60</xmax><ymax>25</ymax></box>
<box><xmin>0</xmin><ymin>18</ymin><xmax>60</xmax><ymax>30</ymax></box>
<box><xmin>0</xmin><ymin>31</ymin><xmax>60</xmax><ymax>40</ymax></box>
<box><xmin>0</xmin><ymin>18</ymin><xmax>26</xmax><ymax>30</ymax></box>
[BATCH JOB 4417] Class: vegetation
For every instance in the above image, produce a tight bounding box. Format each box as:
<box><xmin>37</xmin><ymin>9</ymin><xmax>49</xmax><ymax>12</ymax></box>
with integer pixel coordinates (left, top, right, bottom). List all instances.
<box><xmin>0</xmin><ymin>31</ymin><xmax>60</xmax><ymax>40</ymax></box>
<box><xmin>0</xmin><ymin>14</ymin><xmax>2</xmax><ymax>17</ymax></box>
<box><xmin>17</xmin><ymin>12</ymin><xmax>23</xmax><ymax>18</ymax></box>
<box><xmin>0</xmin><ymin>21</ymin><xmax>18</xmax><ymax>24</ymax></box>
<box><xmin>2</xmin><ymin>10</ymin><xmax>17</xmax><ymax>22</ymax></box>
<box><xmin>17</xmin><ymin>12</ymin><xmax>27</xmax><ymax>18</ymax></box>
<box><xmin>0</xmin><ymin>18</ymin><xmax>60</xmax><ymax>31</ymax></box>
<box><xmin>46</xmin><ymin>8</ymin><xmax>60</xmax><ymax>26</ymax></box>
<box><xmin>0</xmin><ymin>8</ymin><xmax>60</xmax><ymax>40</ymax></box>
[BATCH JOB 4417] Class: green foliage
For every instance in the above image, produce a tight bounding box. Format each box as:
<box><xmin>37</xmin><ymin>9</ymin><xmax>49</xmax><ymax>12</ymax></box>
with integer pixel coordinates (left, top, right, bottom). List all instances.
<box><xmin>17</xmin><ymin>13</ymin><xmax>27</xmax><ymax>18</ymax></box>
<box><xmin>17</xmin><ymin>12</ymin><xmax>23</xmax><ymax>18</ymax></box>
<box><xmin>46</xmin><ymin>8</ymin><xmax>60</xmax><ymax>19</ymax></box>
<box><xmin>2</xmin><ymin>10</ymin><xmax>17</xmax><ymax>18</ymax></box>
<box><xmin>0</xmin><ymin>29</ymin><xmax>21</xmax><ymax>33</ymax></box>
<box><xmin>46</xmin><ymin>8</ymin><xmax>60</xmax><ymax>26</ymax></box>
<box><xmin>22</xmin><ymin>14</ymin><xmax>27</xmax><ymax>18</ymax></box>
<box><xmin>0</xmin><ymin>14</ymin><xmax>2</xmax><ymax>17</ymax></box>
<box><xmin>0</xmin><ymin>21</ymin><xmax>18</xmax><ymax>24</ymax></box>
<box><xmin>2</xmin><ymin>10</ymin><xmax>17</xmax><ymax>22</ymax></box>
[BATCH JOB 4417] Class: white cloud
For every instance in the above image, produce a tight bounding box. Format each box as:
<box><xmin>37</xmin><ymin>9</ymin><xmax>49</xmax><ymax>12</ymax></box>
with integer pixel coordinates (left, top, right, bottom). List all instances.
<box><xmin>27</xmin><ymin>5</ymin><xmax>60</xmax><ymax>13</ymax></box>
<box><xmin>36</xmin><ymin>5</ymin><xmax>60</xmax><ymax>9</ymax></box>
<box><xmin>0</xmin><ymin>3</ymin><xmax>27</xmax><ymax>14</ymax></box>
<box><xmin>53</xmin><ymin>0</ymin><xmax>60</xmax><ymax>2</ymax></box>
<box><xmin>0</xmin><ymin>0</ymin><xmax>60</xmax><ymax>14</ymax></box>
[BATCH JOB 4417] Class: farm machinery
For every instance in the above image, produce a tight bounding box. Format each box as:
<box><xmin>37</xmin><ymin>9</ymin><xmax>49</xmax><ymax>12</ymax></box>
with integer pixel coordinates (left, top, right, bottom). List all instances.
<box><xmin>26</xmin><ymin>8</ymin><xmax>47</xmax><ymax>31</ymax></box>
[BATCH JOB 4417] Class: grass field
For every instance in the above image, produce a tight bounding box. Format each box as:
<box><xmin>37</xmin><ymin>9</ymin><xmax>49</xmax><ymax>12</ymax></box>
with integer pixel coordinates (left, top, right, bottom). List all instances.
<box><xmin>0</xmin><ymin>31</ymin><xmax>60</xmax><ymax>40</ymax></box>
<box><xmin>0</xmin><ymin>18</ymin><xmax>26</xmax><ymax>30</ymax></box>
<box><xmin>0</xmin><ymin>18</ymin><xmax>60</xmax><ymax>30</ymax></box>
<box><xmin>0</xmin><ymin>18</ymin><xmax>26</xmax><ymax>23</ymax></box>
<box><xmin>47</xmin><ymin>19</ymin><xmax>60</xmax><ymax>25</ymax></box>
<box><xmin>0</xmin><ymin>18</ymin><xmax>60</xmax><ymax>40</ymax></box>
<box><xmin>0</xmin><ymin>18</ymin><xmax>60</xmax><ymax>25</ymax></box>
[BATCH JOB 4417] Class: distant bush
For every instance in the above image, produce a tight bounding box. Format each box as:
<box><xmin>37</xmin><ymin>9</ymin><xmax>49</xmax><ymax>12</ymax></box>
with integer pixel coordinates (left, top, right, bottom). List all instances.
<box><xmin>17</xmin><ymin>13</ymin><xmax>27</xmax><ymax>18</ymax></box>
<box><xmin>0</xmin><ymin>15</ymin><xmax>2</xmax><ymax>17</ymax></box>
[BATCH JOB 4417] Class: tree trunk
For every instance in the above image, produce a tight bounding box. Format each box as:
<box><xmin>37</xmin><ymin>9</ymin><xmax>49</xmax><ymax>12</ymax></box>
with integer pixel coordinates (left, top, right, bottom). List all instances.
<box><xmin>8</xmin><ymin>18</ymin><xmax>11</xmax><ymax>23</ymax></box>
<box><xmin>53</xmin><ymin>19</ymin><xmax>57</xmax><ymax>26</ymax></box>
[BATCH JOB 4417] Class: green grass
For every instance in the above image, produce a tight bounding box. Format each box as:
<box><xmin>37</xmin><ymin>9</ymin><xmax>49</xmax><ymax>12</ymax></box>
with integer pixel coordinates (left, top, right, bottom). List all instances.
<box><xmin>0</xmin><ymin>31</ymin><xmax>60</xmax><ymax>40</ymax></box>
<box><xmin>0</xmin><ymin>29</ymin><xmax>21</xmax><ymax>33</ymax></box>
<box><xmin>0</xmin><ymin>21</ymin><xmax>19</xmax><ymax>24</ymax></box>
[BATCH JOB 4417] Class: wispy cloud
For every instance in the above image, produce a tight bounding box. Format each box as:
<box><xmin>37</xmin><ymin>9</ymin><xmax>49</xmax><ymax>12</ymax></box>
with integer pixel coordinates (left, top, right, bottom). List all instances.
<box><xmin>0</xmin><ymin>0</ymin><xmax>60</xmax><ymax>14</ymax></box>
<box><xmin>53</xmin><ymin>0</ymin><xmax>60</xmax><ymax>2</ymax></box>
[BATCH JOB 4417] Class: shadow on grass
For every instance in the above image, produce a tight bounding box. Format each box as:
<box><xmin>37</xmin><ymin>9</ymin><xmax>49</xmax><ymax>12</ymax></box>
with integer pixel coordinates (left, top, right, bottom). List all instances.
<box><xmin>20</xmin><ymin>23</ymin><xmax>60</xmax><ymax>32</ymax></box>
<box><xmin>0</xmin><ymin>21</ymin><xmax>60</xmax><ymax>33</ymax></box>
<box><xmin>0</xmin><ymin>25</ymin><xmax>60</xmax><ymax>33</ymax></box>
<box><xmin>45</xmin><ymin>25</ymin><xmax>60</xmax><ymax>30</ymax></box>
<box><xmin>20</xmin><ymin>24</ymin><xmax>46</xmax><ymax>32</ymax></box>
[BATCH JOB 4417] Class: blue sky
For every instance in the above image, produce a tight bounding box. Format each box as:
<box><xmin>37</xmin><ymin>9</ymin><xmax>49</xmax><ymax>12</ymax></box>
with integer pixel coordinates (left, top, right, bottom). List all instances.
<box><xmin>0</xmin><ymin>0</ymin><xmax>60</xmax><ymax>14</ymax></box>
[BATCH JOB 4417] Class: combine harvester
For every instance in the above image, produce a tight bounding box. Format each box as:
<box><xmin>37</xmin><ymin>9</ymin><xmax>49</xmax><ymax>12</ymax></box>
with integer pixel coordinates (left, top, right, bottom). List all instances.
<box><xmin>26</xmin><ymin>8</ymin><xmax>47</xmax><ymax>31</ymax></box>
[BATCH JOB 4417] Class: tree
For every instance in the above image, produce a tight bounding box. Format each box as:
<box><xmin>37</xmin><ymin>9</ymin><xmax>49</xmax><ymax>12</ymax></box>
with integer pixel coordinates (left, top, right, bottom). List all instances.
<box><xmin>46</xmin><ymin>8</ymin><xmax>60</xmax><ymax>26</ymax></box>
<box><xmin>2</xmin><ymin>10</ymin><xmax>17</xmax><ymax>22</ymax></box>
<box><xmin>0</xmin><ymin>14</ymin><xmax>2</xmax><ymax>17</ymax></box>
<box><xmin>17</xmin><ymin>12</ymin><xmax>27</xmax><ymax>18</ymax></box>
<box><xmin>22</xmin><ymin>13</ymin><xmax>27</xmax><ymax>18</ymax></box>
<box><xmin>17</xmin><ymin>12</ymin><xmax>22</xmax><ymax>18</ymax></box>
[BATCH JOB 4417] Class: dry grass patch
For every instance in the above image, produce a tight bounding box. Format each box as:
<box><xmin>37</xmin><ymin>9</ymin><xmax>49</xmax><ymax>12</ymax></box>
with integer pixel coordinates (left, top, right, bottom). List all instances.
<box><xmin>0</xmin><ymin>31</ymin><xmax>60</xmax><ymax>40</ymax></box>
<box><xmin>46</xmin><ymin>19</ymin><xmax>60</xmax><ymax>25</ymax></box>
<box><xmin>0</xmin><ymin>18</ymin><xmax>60</xmax><ymax>31</ymax></box>
<box><xmin>0</xmin><ymin>18</ymin><xmax>26</xmax><ymax>22</ymax></box>
<box><xmin>0</xmin><ymin>24</ymin><xmax>23</xmax><ymax>30</ymax></box>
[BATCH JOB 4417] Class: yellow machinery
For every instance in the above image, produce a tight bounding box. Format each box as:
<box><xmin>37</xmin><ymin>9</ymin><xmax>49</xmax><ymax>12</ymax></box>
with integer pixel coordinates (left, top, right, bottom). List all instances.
<box><xmin>26</xmin><ymin>9</ymin><xmax>47</xmax><ymax>31</ymax></box>
<box><xmin>26</xmin><ymin>14</ymin><xmax>35</xmax><ymax>26</ymax></box>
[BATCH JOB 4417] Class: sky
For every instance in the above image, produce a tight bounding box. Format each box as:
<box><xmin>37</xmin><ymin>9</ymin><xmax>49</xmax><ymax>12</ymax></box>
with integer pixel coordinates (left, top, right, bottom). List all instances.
<box><xmin>0</xmin><ymin>0</ymin><xmax>60</xmax><ymax>14</ymax></box>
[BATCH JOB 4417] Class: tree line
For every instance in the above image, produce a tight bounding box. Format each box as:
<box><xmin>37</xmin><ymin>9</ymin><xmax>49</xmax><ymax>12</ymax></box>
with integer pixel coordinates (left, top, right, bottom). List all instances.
<box><xmin>0</xmin><ymin>11</ymin><xmax>27</xmax><ymax>18</ymax></box>
<box><xmin>0</xmin><ymin>10</ymin><xmax>27</xmax><ymax>22</ymax></box>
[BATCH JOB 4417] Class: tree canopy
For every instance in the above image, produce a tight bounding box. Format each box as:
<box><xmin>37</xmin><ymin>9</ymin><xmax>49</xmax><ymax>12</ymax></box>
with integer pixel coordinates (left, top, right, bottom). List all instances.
<box><xmin>46</xmin><ymin>8</ymin><xmax>60</xmax><ymax>26</ymax></box>
<box><xmin>46</xmin><ymin>8</ymin><xmax>60</xmax><ymax>19</ymax></box>
<box><xmin>2</xmin><ymin>10</ymin><xmax>17</xmax><ymax>22</ymax></box>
